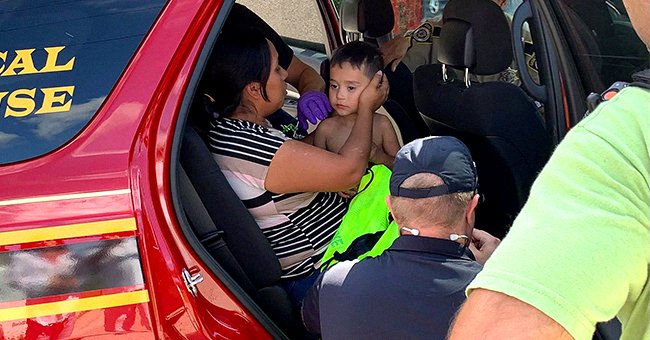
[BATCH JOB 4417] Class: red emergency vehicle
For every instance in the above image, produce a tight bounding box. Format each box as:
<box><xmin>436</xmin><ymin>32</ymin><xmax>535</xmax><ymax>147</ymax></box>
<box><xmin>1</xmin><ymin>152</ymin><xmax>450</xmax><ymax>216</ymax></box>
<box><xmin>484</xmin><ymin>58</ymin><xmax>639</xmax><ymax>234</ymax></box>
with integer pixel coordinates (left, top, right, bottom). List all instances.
<box><xmin>0</xmin><ymin>0</ymin><xmax>646</xmax><ymax>338</ymax></box>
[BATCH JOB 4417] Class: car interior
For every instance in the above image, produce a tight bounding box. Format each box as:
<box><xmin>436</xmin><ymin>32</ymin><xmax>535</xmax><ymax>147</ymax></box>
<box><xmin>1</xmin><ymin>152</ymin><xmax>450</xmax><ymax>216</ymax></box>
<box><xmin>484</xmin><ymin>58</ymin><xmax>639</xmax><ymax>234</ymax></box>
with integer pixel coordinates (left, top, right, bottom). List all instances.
<box><xmin>172</xmin><ymin>0</ymin><xmax>624</xmax><ymax>337</ymax></box>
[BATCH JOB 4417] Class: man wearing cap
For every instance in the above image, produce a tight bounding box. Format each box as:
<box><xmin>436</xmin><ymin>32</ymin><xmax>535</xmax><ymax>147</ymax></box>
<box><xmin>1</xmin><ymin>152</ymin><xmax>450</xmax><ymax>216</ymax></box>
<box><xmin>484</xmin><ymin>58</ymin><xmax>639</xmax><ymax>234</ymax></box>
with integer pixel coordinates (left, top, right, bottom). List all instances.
<box><xmin>301</xmin><ymin>136</ymin><xmax>500</xmax><ymax>339</ymax></box>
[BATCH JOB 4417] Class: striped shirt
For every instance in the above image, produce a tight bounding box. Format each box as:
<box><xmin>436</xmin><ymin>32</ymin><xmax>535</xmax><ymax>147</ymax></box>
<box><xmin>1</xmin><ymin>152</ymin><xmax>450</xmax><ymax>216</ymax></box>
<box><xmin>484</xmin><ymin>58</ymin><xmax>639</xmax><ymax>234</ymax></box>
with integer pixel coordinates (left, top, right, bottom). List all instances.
<box><xmin>208</xmin><ymin>117</ymin><xmax>348</xmax><ymax>278</ymax></box>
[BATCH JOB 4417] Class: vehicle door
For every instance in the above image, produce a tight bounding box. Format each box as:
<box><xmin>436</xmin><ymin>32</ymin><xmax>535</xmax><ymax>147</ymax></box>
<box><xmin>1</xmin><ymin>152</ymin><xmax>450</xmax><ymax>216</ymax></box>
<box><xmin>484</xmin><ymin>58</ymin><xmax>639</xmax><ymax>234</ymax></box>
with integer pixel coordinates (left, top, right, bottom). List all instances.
<box><xmin>514</xmin><ymin>0</ymin><xmax>649</xmax><ymax>139</ymax></box>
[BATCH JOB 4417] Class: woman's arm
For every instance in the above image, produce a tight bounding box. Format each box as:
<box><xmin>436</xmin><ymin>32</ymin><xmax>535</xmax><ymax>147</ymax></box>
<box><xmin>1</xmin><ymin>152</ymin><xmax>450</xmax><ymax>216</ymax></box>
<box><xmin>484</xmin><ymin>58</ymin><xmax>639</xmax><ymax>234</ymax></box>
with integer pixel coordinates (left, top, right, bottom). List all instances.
<box><xmin>266</xmin><ymin>71</ymin><xmax>388</xmax><ymax>193</ymax></box>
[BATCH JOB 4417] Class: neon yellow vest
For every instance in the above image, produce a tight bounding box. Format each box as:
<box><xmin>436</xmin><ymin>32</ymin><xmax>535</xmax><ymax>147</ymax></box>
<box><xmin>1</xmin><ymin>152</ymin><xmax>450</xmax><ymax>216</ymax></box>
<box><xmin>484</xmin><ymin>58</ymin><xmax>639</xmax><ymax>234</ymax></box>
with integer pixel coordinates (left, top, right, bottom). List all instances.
<box><xmin>320</xmin><ymin>165</ymin><xmax>400</xmax><ymax>269</ymax></box>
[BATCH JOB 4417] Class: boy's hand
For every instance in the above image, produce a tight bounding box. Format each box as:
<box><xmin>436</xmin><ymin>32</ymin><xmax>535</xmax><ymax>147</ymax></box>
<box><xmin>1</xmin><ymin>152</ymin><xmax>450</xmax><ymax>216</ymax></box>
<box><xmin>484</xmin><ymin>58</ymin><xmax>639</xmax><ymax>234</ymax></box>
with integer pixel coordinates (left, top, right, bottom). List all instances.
<box><xmin>297</xmin><ymin>90</ymin><xmax>332</xmax><ymax>130</ymax></box>
<box><xmin>337</xmin><ymin>185</ymin><xmax>358</xmax><ymax>199</ymax></box>
<box><xmin>337</xmin><ymin>189</ymin><xmax>357</xmax><ymax>199</ymax></box>
<box><xmin>359</xmin><ymin>71</ymin><xmax>389</xmax><ymax>113</ymax></box>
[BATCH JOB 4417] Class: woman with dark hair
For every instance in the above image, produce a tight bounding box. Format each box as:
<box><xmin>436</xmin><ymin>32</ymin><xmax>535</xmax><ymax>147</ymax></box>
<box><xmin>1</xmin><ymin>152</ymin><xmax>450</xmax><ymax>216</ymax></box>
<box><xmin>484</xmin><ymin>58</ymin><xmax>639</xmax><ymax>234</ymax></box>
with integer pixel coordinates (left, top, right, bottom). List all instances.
<box><xmin>204</xmin><ymin>28</ymin><xmax>388</xmax><ymax>305</ymax></box>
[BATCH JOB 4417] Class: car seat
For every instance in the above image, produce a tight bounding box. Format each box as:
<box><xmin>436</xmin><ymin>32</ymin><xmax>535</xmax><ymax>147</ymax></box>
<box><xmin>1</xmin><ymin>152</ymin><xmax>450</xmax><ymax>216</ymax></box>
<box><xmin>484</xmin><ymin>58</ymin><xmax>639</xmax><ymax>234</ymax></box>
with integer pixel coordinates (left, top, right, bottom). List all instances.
<box><xmin>338</xmin><ymin>0</ymin><xmax>430</xmax><ymax>143</ymax></box>
<box><xmin>179</xmin><ymin>124</ymin><xmax>306</xmax><ymax>338</ymax></box>
<box><xmin>413</xmin><ymin>0</ymin><xmax>551</xmax><ymax>238</ymax></box>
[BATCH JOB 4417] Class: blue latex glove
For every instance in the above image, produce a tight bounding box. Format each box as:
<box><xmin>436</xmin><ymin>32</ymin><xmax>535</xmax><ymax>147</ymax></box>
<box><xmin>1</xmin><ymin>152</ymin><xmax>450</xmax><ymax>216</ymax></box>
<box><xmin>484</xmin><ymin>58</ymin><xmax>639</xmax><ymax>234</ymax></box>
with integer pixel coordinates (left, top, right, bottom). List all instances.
<box><xmin>297</xmin><ymin>90</ymin><xmax>332</xmax><ymax>130</ymax></box>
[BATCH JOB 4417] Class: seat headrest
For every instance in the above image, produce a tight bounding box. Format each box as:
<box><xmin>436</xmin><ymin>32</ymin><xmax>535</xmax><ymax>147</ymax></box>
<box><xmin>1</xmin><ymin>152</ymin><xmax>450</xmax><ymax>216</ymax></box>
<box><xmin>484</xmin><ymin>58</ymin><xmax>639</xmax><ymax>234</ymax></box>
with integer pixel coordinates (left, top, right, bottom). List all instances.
<box><xmin>341</xmin><ymin>0</ymin><xmax>394</xmax><ymax>38</ymax></box>
<box><xmin>438</xmin><ymin>0</ymin><xmax>512</xmax><ymax>75</ymax></box>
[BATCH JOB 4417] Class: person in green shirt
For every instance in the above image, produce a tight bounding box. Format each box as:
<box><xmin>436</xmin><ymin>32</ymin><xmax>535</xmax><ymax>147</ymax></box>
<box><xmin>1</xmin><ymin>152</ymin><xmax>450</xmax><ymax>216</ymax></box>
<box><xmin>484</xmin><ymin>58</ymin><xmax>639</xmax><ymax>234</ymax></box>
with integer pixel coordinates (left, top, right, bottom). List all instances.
<box><xmin>449</xmin><ymin>0</ymin><xmax>650</xmax><ymax>337</ymax></box>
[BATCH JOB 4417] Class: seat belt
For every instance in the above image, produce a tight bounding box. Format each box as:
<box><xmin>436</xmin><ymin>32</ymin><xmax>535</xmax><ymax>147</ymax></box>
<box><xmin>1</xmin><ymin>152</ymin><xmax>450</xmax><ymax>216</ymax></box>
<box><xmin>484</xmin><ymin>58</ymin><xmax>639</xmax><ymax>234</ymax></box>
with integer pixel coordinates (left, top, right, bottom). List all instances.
<box><xmin>178</xmin><ymin>165</ymin><xmax>257</xmax><ymax>294</ymax></box>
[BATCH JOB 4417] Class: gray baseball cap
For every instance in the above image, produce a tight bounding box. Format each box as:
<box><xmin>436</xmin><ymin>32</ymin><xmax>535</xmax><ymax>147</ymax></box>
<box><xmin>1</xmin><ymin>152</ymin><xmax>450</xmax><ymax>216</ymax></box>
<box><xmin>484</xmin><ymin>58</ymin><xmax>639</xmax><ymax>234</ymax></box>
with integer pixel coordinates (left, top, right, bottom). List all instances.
<box><xmin>390</xmin><ymin>136</ymin><xmax>477</xmax><ymax>198</ymax></box>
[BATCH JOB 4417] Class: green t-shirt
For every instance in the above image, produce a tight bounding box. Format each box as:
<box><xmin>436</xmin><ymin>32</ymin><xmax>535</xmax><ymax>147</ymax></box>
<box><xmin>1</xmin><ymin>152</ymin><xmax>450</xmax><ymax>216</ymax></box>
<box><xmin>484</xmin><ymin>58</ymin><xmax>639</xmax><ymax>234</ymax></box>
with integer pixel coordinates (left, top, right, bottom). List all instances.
<box><xmin>468</xmin><ymin>87</ymin><xmax>650</xmax><ymax>339</ymax></box>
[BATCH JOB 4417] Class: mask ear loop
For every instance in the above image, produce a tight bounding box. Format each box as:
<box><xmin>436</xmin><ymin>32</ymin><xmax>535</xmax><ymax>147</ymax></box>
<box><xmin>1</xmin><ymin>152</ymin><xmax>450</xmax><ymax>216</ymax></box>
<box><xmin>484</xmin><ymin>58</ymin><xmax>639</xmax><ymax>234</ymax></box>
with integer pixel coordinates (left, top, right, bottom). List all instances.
<box><xmin>400</xmin><ymin>227</ymin><xmax>420</xmax><ymax>236</ymax></box>
<box><xmin>450</xmin><ymin>234</ymin><xmax>471</xmax><ymax>247</ymax></box>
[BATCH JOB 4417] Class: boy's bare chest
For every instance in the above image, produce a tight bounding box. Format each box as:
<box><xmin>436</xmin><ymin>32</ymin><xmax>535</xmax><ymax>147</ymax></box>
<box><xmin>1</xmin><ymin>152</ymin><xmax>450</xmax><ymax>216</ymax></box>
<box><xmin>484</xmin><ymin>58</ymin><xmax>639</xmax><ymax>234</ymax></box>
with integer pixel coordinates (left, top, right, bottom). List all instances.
<box><xmin>327</xmin><ymin>117</ymin><xmax>384</xmax><ymax>152</ymax></box>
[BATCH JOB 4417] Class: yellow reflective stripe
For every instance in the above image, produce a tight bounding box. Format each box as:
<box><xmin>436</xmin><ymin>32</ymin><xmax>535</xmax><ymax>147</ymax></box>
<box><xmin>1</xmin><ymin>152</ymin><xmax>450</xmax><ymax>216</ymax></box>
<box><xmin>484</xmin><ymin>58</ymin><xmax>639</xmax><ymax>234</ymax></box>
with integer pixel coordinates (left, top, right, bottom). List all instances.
<box><xmin>0</xmin><ymin>217</ymin><xmax>136</xmax><ymax>246</ymax></box>
<box><xmin>0</xmin><ymin>290</ymin><xmax>150</xmax><ymax>322</ymax></box>
<box><xmin>0</xmin><ymin>189</ymin><xmax>131</xmax><ymax>207</ymax></box>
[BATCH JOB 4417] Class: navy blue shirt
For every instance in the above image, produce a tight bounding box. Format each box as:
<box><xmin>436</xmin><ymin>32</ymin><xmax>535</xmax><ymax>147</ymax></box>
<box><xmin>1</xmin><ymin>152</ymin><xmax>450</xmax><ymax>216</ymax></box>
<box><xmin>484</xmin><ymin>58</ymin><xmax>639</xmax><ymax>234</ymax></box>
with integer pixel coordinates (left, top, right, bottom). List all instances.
<box><xmin>302</xmin><ymin>235</ymin><xmax>482</xmax><ymax>339</ymax></box>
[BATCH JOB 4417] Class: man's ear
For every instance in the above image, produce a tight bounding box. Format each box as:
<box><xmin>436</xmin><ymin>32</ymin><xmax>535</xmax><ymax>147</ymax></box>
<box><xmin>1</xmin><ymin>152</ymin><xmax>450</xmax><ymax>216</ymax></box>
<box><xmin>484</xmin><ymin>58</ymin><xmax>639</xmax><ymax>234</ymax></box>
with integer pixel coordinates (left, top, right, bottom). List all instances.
<box><xmin>465</xmin><ymin>194</ymin><xmax>480</xmax><ymax>226</ymax></box>
<box><xmin>386</xmin><ymin>196</ymin><xmax>396</xmax><ymax>221</ymax></box>
<box><xmin>244</xmin><ymin>82</ymin><xmax>262</xmax><ymax>100</ymax></box>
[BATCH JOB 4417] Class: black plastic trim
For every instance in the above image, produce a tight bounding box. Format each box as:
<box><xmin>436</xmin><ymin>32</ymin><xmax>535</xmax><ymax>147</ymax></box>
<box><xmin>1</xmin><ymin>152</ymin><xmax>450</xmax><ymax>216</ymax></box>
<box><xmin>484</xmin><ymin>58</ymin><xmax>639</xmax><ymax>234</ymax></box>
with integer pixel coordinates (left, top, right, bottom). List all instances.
<box><xmin>513</xmin><ymin>1</ymin><xmax>547</xmax><ymax>102</ymax></box>
<box><xmin>531</xmin><ymin>0</ymin><xmax>587</xmax><ymax>135</ymax></box>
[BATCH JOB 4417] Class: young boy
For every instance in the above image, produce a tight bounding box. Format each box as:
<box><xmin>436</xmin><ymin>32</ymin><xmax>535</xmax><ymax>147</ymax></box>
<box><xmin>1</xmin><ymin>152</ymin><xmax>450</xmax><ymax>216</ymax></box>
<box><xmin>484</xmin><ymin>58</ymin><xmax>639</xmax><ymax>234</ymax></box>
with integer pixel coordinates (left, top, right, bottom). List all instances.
<box><xmin>313</xmin><ymin>41</ymin><xmax>400</xmax><ymax>170</ymax></box>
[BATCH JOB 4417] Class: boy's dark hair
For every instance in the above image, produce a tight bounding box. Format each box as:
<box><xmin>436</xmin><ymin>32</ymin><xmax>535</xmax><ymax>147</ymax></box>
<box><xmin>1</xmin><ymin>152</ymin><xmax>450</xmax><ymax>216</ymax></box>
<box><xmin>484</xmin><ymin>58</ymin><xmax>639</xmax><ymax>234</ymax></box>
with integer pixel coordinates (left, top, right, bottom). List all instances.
<box><xmin>203</xmin><ymin>27</ymin><xmax>272</xmax><ymax>117</ymax></box>
<box><xmin>330</xmin><ymin>41</ymin><xmax>384</xmax><ymax>78</ymax></box>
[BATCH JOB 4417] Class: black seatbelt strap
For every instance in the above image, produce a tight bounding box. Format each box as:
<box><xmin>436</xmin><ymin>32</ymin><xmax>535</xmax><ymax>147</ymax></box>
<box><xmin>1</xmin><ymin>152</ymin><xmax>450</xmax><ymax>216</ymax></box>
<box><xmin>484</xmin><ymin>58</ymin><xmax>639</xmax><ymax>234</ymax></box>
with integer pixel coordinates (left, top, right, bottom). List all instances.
<box><xmin>179</xmin><ymin>166</ymin><xmax>225</xmax><ymax>245</ymax></box>
<box><xmin>178</xmin><ymin>166</ymin><xmax>257</xmax><ymax>294</ymax></box>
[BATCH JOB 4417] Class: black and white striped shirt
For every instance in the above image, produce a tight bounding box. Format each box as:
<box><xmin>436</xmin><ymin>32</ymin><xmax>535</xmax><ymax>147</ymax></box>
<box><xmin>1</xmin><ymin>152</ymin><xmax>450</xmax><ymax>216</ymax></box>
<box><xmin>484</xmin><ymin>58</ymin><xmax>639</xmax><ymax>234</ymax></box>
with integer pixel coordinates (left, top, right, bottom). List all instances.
<box><xmin>208</xmin><ymin>117</ymin><xmax>348</xmax><ymax>278</ymax></box>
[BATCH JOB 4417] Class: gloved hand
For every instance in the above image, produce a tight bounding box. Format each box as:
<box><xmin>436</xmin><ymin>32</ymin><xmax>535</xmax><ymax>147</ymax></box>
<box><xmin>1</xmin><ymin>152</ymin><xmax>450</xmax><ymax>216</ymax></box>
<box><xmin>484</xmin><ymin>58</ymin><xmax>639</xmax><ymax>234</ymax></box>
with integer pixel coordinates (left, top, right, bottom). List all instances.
<box><xmin>297</xmin><ymin>90</ymin><xmax>332</xmax><ymax>130</ymax></box>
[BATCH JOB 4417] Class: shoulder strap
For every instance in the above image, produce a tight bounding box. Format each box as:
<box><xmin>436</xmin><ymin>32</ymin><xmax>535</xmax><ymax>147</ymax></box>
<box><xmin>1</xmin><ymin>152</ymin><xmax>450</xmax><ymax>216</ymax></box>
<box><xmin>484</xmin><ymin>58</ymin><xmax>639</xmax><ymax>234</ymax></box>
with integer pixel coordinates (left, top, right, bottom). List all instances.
<box><xmin>178</xmin><ymin>165</ymin><xmax>257</xmax><ymax>295</ymax></box>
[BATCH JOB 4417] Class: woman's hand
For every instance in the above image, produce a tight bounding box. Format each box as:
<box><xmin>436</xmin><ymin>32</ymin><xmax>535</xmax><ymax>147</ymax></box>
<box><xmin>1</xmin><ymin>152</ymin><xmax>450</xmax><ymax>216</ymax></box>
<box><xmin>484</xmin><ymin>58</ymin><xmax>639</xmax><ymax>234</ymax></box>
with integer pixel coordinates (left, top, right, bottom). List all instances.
<box><xmin>358</xmin><ymin>71</ymin><xmax>389</xmax><ymax>113</ymax></box>
<box><xmin>297</xmin><ymin>91</ymin><xmax>332</xmax><ymax>130</ymax></box>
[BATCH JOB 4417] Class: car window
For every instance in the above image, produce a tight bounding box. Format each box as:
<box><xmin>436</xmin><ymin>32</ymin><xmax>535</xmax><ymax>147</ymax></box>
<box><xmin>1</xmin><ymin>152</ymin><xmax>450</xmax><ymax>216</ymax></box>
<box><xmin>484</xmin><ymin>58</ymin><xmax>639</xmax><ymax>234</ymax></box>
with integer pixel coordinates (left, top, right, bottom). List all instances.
<box><xmin>333</xmin><ymin>0</ymin><xmax>526</xmax><ymax>35</ymax></box>
<box><xmin>553</xmin><ymin>0</ymin><xmax>650</xmax><ymax>93</ymax></box>
<box><xmin>235</xmin><ymin>0</ymin><xmax>329</xmax><ymax>81</ymax></box>
<box><xmin>331</xmin><ymin>0</ymin><xmax>427</xmax><ymax>35</ymax></box>
<box><xmin>0</xmin><ymin>0</ymin><xmax>166</xmax><ymax>165</ymax></box>
<box><xmin>237</xmin><ymin>0</ymin><xmax>328</xmax><ymax>51</ymax></box>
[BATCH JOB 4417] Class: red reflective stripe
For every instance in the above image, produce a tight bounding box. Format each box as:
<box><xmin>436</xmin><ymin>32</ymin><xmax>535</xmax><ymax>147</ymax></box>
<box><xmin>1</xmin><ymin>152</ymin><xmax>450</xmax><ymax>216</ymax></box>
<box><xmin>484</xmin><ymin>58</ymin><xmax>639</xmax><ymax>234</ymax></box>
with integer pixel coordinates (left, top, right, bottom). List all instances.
<box><xmin>560</xmin><ymin>74</ymin><xmax>571</xmax><ymax>130</ymax></box>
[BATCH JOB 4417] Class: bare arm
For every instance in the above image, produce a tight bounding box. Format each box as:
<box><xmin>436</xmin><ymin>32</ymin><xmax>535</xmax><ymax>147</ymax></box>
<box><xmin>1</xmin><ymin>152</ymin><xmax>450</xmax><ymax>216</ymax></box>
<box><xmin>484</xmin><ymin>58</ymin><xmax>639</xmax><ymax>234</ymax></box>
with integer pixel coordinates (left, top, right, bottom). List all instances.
<box><xmin>286</xmin><ymin>56</ymin><xmax>325</xmax><ymax>93</ymax></box>
<box><xmin>369</xmin><ymin>143</ymin><xmax>394</xmax><ymax>170</ymax></box>
<box><xmin>449</xmin><ymin>289</ymin><xmax>573</xmax><ymax>340</ymax></box>
<box><xmin>366</xmin><ymin>115</ymin><xmax>400</xmax><ymax>169</ymax></box>
<box><xmin>300</xmin><ymin>133</ymin><xmax>316</xmax><ymax>145</ymax></box>
<box><xmin>311</xmin><ymin>120</ymin><xmax>332</xmax><ymax>150</ymax></box>
<box><xmin>378</xmin><ymin>115</ymin><xmax>400</xmax><ymax>157</ymax></box>
<box><xmin>266</xmin><ymin>71</ymin><xmax>388</xmax><ymax>193</ymax></box>
<box><xmin>379</xmin><ymin>36</ymin><xmax>411</xmax><ymax>72</ymax></box>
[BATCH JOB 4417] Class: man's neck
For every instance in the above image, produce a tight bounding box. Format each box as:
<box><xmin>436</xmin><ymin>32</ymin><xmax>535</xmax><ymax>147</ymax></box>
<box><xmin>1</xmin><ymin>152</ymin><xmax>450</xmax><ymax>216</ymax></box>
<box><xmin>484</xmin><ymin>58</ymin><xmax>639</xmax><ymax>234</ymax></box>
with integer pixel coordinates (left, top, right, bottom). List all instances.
<box><xmin>401</xmin><ymin>223</ymin><xmax>470</xmax><ymax>245</ymax></box>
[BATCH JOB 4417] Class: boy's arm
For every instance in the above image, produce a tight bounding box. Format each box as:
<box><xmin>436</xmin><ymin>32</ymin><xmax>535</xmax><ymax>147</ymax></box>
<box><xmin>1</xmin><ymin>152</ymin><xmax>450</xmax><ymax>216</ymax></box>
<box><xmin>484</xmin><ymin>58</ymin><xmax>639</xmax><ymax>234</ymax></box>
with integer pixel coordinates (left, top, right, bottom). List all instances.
<box><xmin>311</xmin><ymin>119</ymin><xmax>331</xmax><ymax>150</ymax></box>
<box><xmin>378</xmin><ymin>115</ymin><xmax>401</xmax><ymax>157</ymax></box>
<box><xmin>369</xmin><ymin>144</ymin><xmax>394</xmax><ymax>170</ymax></box>
<box><xmin>300</xmin><ymin>133</ymin><xmax>316</xmax><ymax>145</ymax></box>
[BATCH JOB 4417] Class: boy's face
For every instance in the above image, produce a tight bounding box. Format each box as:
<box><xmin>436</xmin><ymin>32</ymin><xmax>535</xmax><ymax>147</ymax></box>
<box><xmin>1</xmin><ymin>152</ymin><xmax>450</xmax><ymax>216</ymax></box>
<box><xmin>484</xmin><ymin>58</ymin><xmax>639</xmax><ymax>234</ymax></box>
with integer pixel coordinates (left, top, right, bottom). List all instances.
<box><xmin>329</xmin><ymin>62</ymin><xmax>372</xmax><ymax>116</ymax></box>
